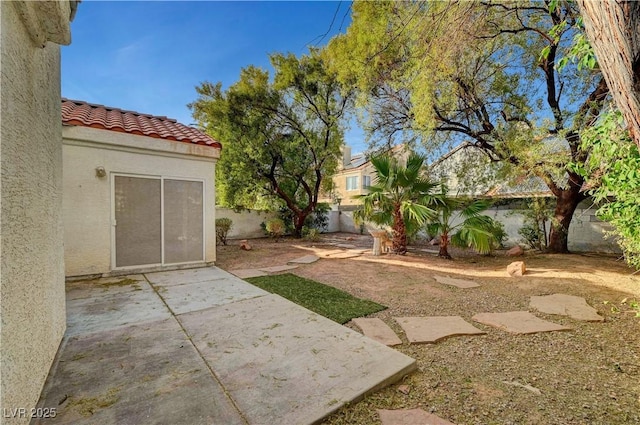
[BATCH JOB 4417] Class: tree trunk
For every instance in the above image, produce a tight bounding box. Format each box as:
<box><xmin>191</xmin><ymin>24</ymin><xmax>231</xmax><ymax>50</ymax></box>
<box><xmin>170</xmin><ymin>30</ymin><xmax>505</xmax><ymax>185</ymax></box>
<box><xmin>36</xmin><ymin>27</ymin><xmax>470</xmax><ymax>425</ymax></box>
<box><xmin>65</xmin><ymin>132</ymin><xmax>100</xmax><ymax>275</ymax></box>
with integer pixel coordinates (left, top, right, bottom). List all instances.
<box><xmin>438</xmin><ymin>232</ymin><xmax>452</xmax><ymax>259</ymax></box>
<box><xmin>578</xmin><ymin>0</ymin><xmax>640</xmax><ymax>147</ymax></box>
<box><xmin>292</xmin><ymin>211</ymin><xmax>309</xmax><ymax>238</ymax></box>
<box><xmin>392</xmin><ymin>204</ymin><xmax>407</xmax><ymax>254</ymax></box>
<box><xmin>547</xmin><ymin>190</ymin><xmax>583</xmax><ymax>253</ymax></box>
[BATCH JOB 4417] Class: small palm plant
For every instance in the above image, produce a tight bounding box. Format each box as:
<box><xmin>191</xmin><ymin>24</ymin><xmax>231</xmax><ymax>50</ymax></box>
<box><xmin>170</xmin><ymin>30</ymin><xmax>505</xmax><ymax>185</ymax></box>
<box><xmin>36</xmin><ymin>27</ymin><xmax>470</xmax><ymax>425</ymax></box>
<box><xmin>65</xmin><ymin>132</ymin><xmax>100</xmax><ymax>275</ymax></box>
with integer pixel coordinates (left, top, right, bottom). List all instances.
<box><xmin>427</xmin><ymin>192</ymin><xmax>500</xmax><ymax>259</ymax></box>
<box><xmin>353</xmin><ymin>152</ymin><xmax>440</xmax><ymax>254</ymax></box>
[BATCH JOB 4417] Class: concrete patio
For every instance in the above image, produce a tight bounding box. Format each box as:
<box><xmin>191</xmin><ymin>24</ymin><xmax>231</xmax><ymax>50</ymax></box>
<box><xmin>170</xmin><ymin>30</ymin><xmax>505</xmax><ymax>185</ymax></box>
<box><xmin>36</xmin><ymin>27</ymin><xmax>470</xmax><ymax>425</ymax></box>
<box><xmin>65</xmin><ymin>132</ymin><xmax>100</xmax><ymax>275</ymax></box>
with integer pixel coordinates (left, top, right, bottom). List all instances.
<box><xmin>34</xmin><ymin>267</ymin><xmax>416</xmax><ymax>425</ymax></box>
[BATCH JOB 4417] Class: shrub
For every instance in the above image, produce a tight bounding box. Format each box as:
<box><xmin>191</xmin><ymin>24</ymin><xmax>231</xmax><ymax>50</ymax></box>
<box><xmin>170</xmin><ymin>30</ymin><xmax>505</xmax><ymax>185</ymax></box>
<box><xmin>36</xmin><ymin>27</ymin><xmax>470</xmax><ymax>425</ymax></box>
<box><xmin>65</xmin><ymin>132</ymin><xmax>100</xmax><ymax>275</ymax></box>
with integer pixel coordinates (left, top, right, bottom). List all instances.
<box><xmin>265</xmin><ymin>218</ymin><xmax>286</xmax><ymax>241</ymax></box>
<box><xmin>277</xmin><ymin>202</ymin><xmax>330</xmax><ymax>236</ymax></box>
<box><xmin>519</xmin><ymin>224</ymin><xmax>541</xmax><ymax>250</ymax></box>
<box><xmin>304</xmin><ymin>228</ymin><xmax>321</xmax><ymax>242</ymax></box>
<box><xmin>215</xmin><ymin>218</ymin><xmax>233</xmax><ymax>246</ymax></box>
<box><xmin>487</xmin><ymin>218</ymin><xmax>508</xmax><ymax>249</ymax></box>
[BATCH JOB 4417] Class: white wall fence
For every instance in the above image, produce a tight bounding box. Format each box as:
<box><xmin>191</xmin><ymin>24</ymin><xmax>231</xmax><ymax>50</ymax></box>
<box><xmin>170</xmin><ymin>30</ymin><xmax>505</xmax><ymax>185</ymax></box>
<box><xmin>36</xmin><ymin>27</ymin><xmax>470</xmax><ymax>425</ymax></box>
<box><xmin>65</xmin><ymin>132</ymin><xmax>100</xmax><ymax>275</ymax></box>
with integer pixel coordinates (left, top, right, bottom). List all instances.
<box><xmin>215</xmin><ymin>205</ymin><xmax>620</xmax><ymax>253</ymax></box>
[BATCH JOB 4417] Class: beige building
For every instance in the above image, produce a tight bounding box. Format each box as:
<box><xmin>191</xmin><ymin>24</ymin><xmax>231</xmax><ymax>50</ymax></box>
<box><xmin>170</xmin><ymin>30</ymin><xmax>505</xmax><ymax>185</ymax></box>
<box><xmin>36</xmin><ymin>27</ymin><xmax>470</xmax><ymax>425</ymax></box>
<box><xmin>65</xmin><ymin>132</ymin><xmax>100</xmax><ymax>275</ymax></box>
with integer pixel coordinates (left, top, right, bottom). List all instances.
<box><xmin>62</xmin><ymin>99</ymin><xmax>221</xmax><ymax>277</ymax></box>
<box><xmin>1</xmin><ymin>2</ymin><xmax>77</xmax><ymax>423</ymax></box>
<box><xmin>322</xmin><ymin>144</ymin><xmax>409</xmax><ymax>207</ymax></box>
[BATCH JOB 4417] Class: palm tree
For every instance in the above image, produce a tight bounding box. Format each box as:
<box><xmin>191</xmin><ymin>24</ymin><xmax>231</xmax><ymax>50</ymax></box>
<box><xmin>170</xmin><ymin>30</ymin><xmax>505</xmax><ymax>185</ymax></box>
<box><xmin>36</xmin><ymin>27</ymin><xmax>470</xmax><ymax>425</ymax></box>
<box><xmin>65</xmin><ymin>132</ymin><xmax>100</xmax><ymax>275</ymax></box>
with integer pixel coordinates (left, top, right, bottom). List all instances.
<box><xmin>427</xmin><ymin>192</ymin><xmax>500</xmax><ymax>259</ymax></box>
<box><xmin>353</xmin><ymin>152</ymin><xmax>440</xmax><ymax>254</ymax></box>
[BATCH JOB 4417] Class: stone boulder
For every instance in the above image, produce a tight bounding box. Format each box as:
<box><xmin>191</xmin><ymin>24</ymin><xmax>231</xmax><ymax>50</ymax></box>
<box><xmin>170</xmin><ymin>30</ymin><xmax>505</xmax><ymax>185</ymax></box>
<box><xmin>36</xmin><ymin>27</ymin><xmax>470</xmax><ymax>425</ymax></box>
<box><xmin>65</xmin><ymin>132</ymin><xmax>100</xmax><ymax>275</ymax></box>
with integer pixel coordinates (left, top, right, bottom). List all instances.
<box><xmin>506</xmin><ymin>245</ymin><xmax>524</xmax><ymax>256</ymax></box>
<box><xmin>239</xmin><ymin>240</ymin><xmax>252</xmax><ymax>251</ymax></box>
<box><xmin>507</xmin><ymin>261</ymin><xmax>526</xmax><ymax>277</ymax></box>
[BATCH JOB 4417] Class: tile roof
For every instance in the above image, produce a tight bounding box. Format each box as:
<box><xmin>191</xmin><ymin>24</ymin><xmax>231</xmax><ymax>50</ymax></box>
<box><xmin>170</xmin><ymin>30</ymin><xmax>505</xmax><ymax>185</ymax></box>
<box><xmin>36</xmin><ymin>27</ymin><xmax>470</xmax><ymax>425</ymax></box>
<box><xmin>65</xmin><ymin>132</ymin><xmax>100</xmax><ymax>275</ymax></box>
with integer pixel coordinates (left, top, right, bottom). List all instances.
<box><xmin>61</xmin><ymin>98</ymin><xmax>221</xmax><ymax>149</ymax></box>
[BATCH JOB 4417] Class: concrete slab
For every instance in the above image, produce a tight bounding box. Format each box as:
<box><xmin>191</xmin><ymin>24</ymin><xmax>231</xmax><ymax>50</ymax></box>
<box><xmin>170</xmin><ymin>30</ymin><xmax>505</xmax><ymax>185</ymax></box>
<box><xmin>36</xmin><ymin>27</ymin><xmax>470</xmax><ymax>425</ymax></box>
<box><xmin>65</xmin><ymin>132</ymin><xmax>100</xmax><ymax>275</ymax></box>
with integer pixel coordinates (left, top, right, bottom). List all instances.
<box><xmin>34</xmin><ymin>318</ymin><xmax>244</xmax><ymax>425</ymax></box>
<box><xmin>229</xmin><ymin>268</ymin><xmax>269</xmax><ymax>279</ymax></box>
<box><xmin>287</xmin><ymin>255</ymin><xmax>320</xmax><ymax>264</ymax></box>
<box><xmin>66</xmin><ymin>283</ymin><xmax>172</xmax><ymax>336</ymax></box>
<box><xmin>155</xmin><ymin>277</ymin><xmax>268</xmax><ymax>315</ymax></box>
<box><xmin>179</xmin><ymin>294</ymin><xmax>416</xmax><ymax>425</ymax></box>
<box><xmin>378</xmin><ymin>408</ymin><xmax>457</xmax><ymax>425</ymax></box>
<box><xmin>258</xmin><ymin>265</ymin><xmax>299</xmax><ymax>273</ymax></box>
<box><xmin>146</xmin><ymin>267</ymin><xmax>234</xmax><ymax>287</ymax></box>
<box><xmin>353</xmin><ymin>318</ymin><xmax>403</xmax><ymax>346</ymax></box>
<box><xmin>394</xmin><ymin>316</ymin><xmax>486</xmax><ymax>344</ymax></box>
<box><xmin>66</xmin><ymin>275</ymin><xmax>147</xmax><ymax>301</ymax></box>
<box><xmin>472</xmin><ymin>311</ymin><xmax>572</xmax><ymax>334</ymax></box>
<box><xmin>433</xmin><ymin>275</ymin><xmax>480</xmax><ymax>289</ymax></box>
<box><xmin>530</xmin><ymin>293</ymin><xmax>604</xmax><ymax>322</ymax></box>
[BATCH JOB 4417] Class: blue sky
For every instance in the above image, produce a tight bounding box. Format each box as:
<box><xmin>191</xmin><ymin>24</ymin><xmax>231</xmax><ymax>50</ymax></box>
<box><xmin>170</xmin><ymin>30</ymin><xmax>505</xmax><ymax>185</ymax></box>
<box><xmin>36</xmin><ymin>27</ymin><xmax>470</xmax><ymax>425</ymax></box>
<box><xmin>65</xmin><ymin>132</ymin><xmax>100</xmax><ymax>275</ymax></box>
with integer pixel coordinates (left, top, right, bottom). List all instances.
<box><xmin>62</xmin><ymin>0</ymin><xmax>366</xmax><ymax>153</ymax></box>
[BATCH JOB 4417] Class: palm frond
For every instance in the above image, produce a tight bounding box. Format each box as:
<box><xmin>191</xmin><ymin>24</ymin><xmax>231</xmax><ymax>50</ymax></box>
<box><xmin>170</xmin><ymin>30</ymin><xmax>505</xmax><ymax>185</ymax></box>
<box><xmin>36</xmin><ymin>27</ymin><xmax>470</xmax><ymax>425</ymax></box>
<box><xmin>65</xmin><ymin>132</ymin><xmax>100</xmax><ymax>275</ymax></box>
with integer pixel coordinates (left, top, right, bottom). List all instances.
<box><xmin>460</xmin><ymin>199</ymin><xmax>493</xmax><ymax>218</ymax></box>
<box><xmin>402</xmin><ymin>201</ymin><xmax>437</xmax><ymax>224</ymax></box>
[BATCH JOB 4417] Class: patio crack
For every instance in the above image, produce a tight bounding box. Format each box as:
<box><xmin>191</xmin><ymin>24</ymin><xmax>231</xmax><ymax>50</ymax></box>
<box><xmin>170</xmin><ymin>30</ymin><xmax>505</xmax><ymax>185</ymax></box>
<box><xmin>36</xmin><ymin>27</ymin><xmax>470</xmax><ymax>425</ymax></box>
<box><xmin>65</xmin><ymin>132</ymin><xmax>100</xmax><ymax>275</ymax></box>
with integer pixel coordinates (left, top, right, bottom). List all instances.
<box><xmin>143</xmin><ymin>273</ymin><xmax>250</xmax><ymax>425</ymax></box>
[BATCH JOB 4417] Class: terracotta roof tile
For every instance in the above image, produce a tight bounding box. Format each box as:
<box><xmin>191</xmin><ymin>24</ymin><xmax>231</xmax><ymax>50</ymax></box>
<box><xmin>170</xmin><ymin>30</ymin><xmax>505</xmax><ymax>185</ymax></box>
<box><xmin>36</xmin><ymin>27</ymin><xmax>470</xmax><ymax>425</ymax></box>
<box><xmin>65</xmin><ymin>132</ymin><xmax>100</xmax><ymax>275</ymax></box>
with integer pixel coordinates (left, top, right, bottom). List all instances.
<box><xmin>61</xmin><ymin>98</ymin><xmax>221</xmax><ymax>149</ymax></box>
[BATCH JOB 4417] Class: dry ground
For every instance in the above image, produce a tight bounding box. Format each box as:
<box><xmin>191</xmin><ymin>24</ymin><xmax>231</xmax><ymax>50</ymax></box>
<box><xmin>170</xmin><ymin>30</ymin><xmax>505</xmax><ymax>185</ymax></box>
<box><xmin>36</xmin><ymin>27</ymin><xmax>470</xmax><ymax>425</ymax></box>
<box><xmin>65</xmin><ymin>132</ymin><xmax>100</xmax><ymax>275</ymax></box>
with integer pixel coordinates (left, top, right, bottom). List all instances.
<box><xmin>216</xmin><ymin>233</ymin><xmax>640</xmax><ymax>425</ymax></box>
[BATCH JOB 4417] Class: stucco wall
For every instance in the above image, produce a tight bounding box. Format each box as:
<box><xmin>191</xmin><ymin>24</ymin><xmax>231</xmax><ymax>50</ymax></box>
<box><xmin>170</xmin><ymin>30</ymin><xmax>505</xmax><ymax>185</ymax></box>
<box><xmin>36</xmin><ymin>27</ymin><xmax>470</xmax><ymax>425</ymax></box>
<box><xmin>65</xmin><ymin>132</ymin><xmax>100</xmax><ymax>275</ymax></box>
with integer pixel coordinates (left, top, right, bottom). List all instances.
<box><xmin>335</xmin><ymin>204</ymin><xmax>620</xmax><ymax>253</ymax></box>
<box><xmin>0</xmin><ymin>2</ymin><xmax>71</xmax><ymax>423</ymax></box>
<box><xmin>215</xmin><ymin>208</ymin><xmax>276</xmax><ymax>240</ymax></box>
<box><xmin>213</xmin><ymin>208</ymin><xmax>341</xmax><ymax>239</ymax></box>
<box><xmin>63</xmin><ymin>126</ymin><xmax>219</xmax><ymax>277</ymax></box>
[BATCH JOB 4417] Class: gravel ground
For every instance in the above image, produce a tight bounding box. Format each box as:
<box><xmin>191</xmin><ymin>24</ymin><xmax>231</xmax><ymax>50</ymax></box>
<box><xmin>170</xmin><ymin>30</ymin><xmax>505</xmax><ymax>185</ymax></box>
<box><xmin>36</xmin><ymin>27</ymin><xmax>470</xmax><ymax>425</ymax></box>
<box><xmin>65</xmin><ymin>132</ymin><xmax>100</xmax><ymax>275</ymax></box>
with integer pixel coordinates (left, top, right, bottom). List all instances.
<box><xmin>216</xmin><ymin>234</ymin><xmax>640</xmax><ymax>425</ymax></box>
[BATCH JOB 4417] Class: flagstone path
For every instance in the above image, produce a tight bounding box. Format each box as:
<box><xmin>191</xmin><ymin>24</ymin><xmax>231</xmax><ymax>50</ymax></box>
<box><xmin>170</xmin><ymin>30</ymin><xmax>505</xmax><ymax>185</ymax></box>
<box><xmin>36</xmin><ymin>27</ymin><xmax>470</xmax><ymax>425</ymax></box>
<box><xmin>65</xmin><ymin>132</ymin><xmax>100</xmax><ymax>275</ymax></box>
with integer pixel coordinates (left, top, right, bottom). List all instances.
<box><xmin>287</xmin><ymin>254</ymin><xmax>320</xmax><ymax>264</ymax></box>
<box><xmin>352</xmin><ymin>318</ymin><xmax>402</xmax><ymax>346</ymax></box>
<box><xmin>472</xmin><ymin>311</ymin><xmax>572</xmax><ymax>334</ymax></box>
<box><xmin>530</xmin><ymin>293</ymin><xmax>604</xmax><ymax>321</ymax></box>
<box><xmin>394</xmin><ymin>316</ymin><xmax>486</xmax><ymax>344</ymax></box>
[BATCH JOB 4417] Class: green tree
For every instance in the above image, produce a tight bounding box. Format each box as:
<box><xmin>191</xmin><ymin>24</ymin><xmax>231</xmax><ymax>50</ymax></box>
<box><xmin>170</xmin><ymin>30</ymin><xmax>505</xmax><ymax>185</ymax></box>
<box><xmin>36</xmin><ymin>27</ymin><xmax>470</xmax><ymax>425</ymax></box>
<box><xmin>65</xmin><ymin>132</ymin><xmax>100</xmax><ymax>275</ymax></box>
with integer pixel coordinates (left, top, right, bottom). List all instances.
<box><xmin>580</xmin><ymin>110</ymin><xmax>640</xmax><ymax>268</ymax></box>
<box><xmin>325</xmin><ymin>1</ymin><xmax>609</xmax><ymax>253</ymax></box>
<box><xmin>190</xmin><ymin>51</ymin><xmax>351</xmax><ymax>237</ymax></box>
<box><xmin>427</xmin><ymin>195</ymin><xmax>500</xmax><ymax>259</ymax></box>
<box><xmin>353</xmin><ymin>153</ymin><xmax>440</xmax><ymax>254</ymax></box>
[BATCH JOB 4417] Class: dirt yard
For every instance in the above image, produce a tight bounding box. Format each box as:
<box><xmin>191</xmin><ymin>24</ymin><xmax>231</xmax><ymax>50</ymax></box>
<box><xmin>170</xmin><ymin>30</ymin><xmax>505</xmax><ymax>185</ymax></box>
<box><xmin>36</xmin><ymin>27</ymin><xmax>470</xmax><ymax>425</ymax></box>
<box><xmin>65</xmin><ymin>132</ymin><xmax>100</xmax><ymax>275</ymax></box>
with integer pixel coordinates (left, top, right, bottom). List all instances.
<box><xmin>215</xmin><ymin>233</ymin><xmax>640</xmax><ymax>425</ymax></box>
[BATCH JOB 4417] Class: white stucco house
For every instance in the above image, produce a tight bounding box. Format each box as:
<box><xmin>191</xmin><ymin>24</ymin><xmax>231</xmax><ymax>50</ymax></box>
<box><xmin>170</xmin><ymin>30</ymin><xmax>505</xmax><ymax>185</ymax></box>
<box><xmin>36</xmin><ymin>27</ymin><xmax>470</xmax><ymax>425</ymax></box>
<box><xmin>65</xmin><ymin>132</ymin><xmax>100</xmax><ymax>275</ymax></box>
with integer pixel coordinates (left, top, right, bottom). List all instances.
<box><xmin>61</xmin><ymin>99</ymin><xmax>221</xmax><ymax>277</ymax></box>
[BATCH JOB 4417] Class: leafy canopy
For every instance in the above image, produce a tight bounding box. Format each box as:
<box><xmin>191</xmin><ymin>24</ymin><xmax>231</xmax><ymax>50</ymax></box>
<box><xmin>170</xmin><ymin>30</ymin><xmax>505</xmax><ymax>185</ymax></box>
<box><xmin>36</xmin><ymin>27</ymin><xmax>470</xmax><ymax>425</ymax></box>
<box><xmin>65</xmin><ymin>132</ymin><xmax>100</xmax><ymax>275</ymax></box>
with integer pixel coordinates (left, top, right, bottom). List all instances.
<box><xmin>325</xmin><ymin>0</ymin><xmax>609</xmax><ymax>252</ymax></box>
<box><xmin>190</xmin><ymin>51</ymin><xmax>351</xmax><ymax>234</ymax></box>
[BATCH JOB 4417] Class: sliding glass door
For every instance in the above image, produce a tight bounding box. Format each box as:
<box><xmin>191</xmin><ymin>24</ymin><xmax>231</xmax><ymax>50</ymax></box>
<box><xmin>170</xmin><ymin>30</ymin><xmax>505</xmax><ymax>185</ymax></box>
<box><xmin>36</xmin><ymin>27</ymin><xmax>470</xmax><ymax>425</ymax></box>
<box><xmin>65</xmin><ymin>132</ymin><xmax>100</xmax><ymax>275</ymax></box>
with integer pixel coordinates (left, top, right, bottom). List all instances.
<box><xmin>113</xmin><ymin>175</ymin><xmax>204</xmax><ymax>269</ymax></box>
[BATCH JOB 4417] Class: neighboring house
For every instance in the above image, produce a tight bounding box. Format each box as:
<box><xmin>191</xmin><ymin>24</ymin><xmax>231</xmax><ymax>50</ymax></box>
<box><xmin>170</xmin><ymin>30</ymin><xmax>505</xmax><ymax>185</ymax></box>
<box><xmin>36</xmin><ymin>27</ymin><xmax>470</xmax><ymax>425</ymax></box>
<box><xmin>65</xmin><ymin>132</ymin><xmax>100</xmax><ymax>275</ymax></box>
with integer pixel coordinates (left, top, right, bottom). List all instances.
<box><xmin>430</xmin><ymin>142</ymin><xmax>552</xmax><ymax>198</ymax></box>
<box><xmin>62</xmin><ymin>99</ymin><xmax>222</xmax><ymax>277</ymax></box>
<box><xmin>322</xmin><ymin>144</ymin><xmax>409</xmax><ymax>207</ymax></box>
<box><xmin>430</xmin><ymin>143</ymin><xmax>619</xmax><ymax>253</ymax></box>
<box><xmin>1</xmin><ymin>1</ymin><xmax>76</xmax><ymax>423</ymax></box>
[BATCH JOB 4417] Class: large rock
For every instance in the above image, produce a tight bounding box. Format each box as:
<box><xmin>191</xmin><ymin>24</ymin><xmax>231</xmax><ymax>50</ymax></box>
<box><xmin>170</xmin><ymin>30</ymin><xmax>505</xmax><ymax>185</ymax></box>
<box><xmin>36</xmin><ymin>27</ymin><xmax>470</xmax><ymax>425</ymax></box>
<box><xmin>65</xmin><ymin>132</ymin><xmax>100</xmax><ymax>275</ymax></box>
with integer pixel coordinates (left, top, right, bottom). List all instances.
<box><xmin>507</xmin><ymin>261</ymin><xmax>526</xmax><ymax>277</ymax></box>
<box><xmin>506</xmin><ymin>245</ymin><xmax>524</xmax><ymax>256</ymax></box>
<box><xmin>239</xmin><ymin>240</ymin><xmax>252</xmax><ymax>251</ymax></box>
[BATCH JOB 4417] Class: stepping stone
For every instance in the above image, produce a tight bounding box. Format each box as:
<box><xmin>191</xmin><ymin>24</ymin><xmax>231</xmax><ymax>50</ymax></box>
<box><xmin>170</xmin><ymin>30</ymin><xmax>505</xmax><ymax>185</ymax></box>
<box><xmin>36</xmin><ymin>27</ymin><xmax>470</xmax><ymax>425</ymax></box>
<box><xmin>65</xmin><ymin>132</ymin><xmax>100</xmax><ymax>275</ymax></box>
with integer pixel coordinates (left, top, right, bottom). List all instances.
<box><xmin>394</xmin><ymin>316</ymin><xmax>485</xmax><ymax>344</ymax></box>
<box><xmin>335</xmin><ymin>243</ymin><xmax>357</xmax><ymax>249</ymax></box>
<box><xmin>287</xmin><ymin>254</ymin><xmax>320</xmax><ymax>264</ymax></box>
<box><xmin>315</xmin><ymin>249</ymin><xmax>345</xmax><ymax>258</ymax></box>
<box><xmin>529</xmin><ymin>294</ymin><xmax>604</xmax><ymax>322</ymax></box>
<box><xmin>472</xmin><ymin>311</ymin><xmax>571</xmax><ymax>334</ymax></box>
<box><xmin>230</xmin><ymin>269</ymin><xmax>268</xmax><ymax>279</ymax></box>
<box><xmin>257</xmin><ymin>265</ymin><xmax>299</xmax><ymax>273</ymax></box>
<box><xmin>353</xmin><ymin>318</ymin><xmax>402</xmax><ymax>346</ymax></box>
<box><xmin>327</xmin><ymin>252</ymin><xmax>362</xmax><ymax>259</ymax></box>
<box><xmin>378</xmin><ymin>408</ymin><xmax>457</xmax><ymax>425</ymax></box>
<box><xmin>433</xmin><ymin>275</ymin><xmax>480</xmax><ymax>289</ymax></box>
